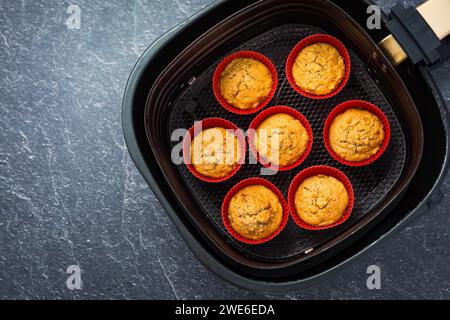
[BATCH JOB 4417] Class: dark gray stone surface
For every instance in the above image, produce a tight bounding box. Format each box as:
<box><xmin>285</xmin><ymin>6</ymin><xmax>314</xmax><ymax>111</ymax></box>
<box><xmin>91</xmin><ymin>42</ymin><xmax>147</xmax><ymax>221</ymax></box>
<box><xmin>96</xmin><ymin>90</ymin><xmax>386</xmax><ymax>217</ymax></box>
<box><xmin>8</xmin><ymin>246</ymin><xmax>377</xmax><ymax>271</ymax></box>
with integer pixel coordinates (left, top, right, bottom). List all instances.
<box><xmin>0</xmin><ymin>0</ymin><xmax>449</xmax><ymax>299</ymax></box>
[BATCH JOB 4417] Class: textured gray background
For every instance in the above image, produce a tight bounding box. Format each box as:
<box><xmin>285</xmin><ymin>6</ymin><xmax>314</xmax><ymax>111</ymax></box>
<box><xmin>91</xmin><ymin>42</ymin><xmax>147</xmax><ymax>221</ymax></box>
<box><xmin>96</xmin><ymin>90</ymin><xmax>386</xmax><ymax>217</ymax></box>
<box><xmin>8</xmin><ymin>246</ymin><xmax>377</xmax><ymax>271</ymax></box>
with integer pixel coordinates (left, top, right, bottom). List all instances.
<box><xmin>0</xmin><ymin>0</ymin><xmax>449</xmax><ymax>299</ymax></box>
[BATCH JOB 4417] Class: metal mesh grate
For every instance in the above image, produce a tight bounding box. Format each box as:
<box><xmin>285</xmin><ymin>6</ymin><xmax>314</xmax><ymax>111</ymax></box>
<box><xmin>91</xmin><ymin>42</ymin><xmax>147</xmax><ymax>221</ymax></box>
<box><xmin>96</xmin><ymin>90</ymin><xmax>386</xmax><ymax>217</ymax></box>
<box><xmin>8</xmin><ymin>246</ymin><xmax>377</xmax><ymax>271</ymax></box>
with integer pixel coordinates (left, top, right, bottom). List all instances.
<box><xmin>168</xmin><ymin>24</ymin><xmax>406</xmax><ymax>261</ymax></box>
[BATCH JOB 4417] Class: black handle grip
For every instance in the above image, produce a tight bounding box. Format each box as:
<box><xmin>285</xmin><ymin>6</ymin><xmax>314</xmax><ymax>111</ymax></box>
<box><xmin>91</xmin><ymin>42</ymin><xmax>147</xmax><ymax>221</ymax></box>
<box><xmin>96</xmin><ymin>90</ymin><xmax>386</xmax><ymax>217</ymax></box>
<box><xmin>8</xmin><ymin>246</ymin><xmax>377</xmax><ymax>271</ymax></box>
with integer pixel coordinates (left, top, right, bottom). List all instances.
<box><xmin>386</xmin><ymin>4</ymin><xmax>449</xmax><ymax>65</ymax></box>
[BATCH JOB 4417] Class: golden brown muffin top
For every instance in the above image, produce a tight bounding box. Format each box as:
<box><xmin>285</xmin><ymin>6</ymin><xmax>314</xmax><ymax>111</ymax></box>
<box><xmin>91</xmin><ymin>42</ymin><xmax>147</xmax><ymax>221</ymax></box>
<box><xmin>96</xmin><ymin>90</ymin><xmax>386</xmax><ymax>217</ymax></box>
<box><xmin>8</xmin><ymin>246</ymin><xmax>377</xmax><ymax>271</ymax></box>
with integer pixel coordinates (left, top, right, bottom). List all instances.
<box><xmin>329</xmin><ymin>108</ymin><xmax>385</xmax><ymax>162</ymax></box>
<box><xmin>228</xmin><ymin>185</ymin><xmax>283</xmax><ymax>240</ymax></box>
<box><xmin>294</xmin><ymin>174</ymin><xmax>349</xmax><ymax>227</ymax></box>
<box><xmin>292</xmin><ymin>43</ymin><xmax>345</xmax><ymax>96</ymax></box>
<box><xmin>254</xmin><ymin>113</ymin><xmax>309</xmax><ymax>167</ymax></box>
<box><xmin>219</xmin><ymin>58</ymin><xmax>273</xmax><ymax>110</ymax></box>
<box><xmin>190</xmin><ymin>127</ymin><xmax>240</xmax><ymax>179</ymax></box>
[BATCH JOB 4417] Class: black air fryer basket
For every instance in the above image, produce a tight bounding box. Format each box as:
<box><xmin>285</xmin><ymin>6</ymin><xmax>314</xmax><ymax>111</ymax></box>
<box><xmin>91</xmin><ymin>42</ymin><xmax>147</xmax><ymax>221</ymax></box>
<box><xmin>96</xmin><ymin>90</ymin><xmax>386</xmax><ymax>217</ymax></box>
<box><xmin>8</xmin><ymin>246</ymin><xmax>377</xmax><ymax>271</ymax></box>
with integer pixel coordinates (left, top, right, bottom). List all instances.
<box><xmin>122</xmin><ymin>0</ymin><xmax>450</xmax><ymax>292</ymax></box>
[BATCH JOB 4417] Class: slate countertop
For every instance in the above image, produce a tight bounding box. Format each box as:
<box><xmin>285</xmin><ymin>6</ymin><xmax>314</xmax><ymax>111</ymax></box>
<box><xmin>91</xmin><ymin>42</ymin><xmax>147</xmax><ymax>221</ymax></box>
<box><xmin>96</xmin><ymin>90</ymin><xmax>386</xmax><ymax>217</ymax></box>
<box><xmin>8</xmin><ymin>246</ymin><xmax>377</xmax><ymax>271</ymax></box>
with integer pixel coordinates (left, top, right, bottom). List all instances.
<box><xmin>1</xmin><ymin>0</ymin><xmax>449</xmax><ymax>299</ymax></box>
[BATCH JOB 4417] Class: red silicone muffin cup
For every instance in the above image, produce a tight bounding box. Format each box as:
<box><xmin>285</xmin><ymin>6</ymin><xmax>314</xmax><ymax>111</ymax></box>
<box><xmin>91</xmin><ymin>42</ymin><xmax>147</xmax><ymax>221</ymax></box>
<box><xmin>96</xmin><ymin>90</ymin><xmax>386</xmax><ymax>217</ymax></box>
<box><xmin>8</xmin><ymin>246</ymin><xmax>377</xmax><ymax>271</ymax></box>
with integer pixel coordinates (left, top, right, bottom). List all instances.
<box><xmin>323</xmin><ymin>100</ymin><xmax>391</xmax><ymax>167</ymax></box>
<box><xmin>213</xmin><ymin>51</ymin><xmax>278</xmax><ymax>115</ymax></box>
<box><xmin>222</xmin><ymin>177</ymin><xmax>289</xmax><ymax>244</ymax></box>
<box><xmin>183</xmin><ymin>118</ymin><xmax>246</xmax><ymax>183</ymax></box>
<box><xmin>288</xmin><ymin>166</ymin><xmax>354</xmax><ymax>231</ymax></box>
<box><xmin>285</xmin><ymin>34</ymin><xmax>351</xmax><ymax>100</ymax></box>
<box><xmin>248</xmin><ymin>106</ymin><xmax>313</xmax><ymax>171</ymax></box>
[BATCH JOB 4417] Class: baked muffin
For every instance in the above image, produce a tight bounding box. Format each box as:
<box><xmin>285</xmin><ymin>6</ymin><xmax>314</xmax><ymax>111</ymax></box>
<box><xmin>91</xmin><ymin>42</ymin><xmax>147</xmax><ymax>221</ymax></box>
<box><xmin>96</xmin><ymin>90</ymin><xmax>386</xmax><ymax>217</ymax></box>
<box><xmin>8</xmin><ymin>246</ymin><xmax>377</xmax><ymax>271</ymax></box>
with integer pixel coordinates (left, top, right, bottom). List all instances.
<box><xmin>292</xmin><ymin>43</ymin><xmax>345</xmax><ymax>95</ymax></box>
<box><xmin>294</xmin><ymin>174</ymin><xmax>349</xmax><ymax>226</ymax></box>
<box><xmin>219</xmin><ymin>58</ymin><xmax>273</xmax><ymax>110</ymax></box>
<box><xmin>254</xmin><ymin>113</ymin><xmax>309</xmax><ymax>167</ymax></box>
<box><xmin>190</xmin><ymin>127</ymin><xmax>240</xmax><ymax>178</ymax></box>
<box><xmin>329</xmin><ymin>108</ymin><xmax>385</xmax><ymax>162</ymax></box>
<box><xmin>228</xmin><ymin>185</ymin><xmax>283</xmax><ymax>240</ymax></box>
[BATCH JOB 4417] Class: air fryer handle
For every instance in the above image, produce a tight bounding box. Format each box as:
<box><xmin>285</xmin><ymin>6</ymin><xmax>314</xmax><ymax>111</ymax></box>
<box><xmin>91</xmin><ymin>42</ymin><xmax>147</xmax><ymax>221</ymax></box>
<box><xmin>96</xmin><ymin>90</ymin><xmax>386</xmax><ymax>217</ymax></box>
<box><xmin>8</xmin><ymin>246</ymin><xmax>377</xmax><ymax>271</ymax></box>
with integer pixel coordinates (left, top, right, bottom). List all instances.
<box><xmin>379</xmin><ymin>0</ymin><xmax>450</xmax><ymax>66</ymax></box>
<box><xmin>416</xmin><ymin>0</ymin><xmax>450</xmax><ymax>40</ymax></box>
